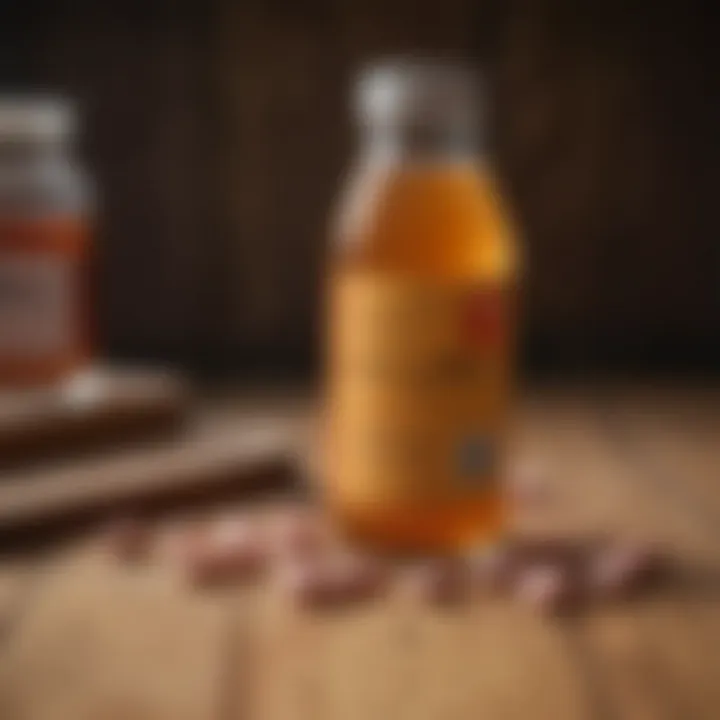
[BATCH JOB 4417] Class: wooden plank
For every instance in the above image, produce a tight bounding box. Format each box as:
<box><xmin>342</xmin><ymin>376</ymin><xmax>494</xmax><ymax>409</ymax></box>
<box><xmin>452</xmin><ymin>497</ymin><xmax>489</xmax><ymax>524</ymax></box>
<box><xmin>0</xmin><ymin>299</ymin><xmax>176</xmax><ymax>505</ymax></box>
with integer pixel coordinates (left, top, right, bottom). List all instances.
<box><xmin>581</xmin><ymin>597</ymin><xmax>720</xmax><ymax>720</ymax></box>
<box><xmin>235</xmin><ymin>390</ymin><xmax>720</xmax><ymax>720</ymax></box>
<box><xmin>515</xmin><ymin>391</ymin><xmax>711</xmax><ymax>545</ymax></box>
<box><xmin>0</xmin><ymin>564</ymin><xmax>31</xmax><ymax>641</ymax></box>
<box><xmin>0</xmin><ymin>546</ymin><xmax>231</xmax><ymax>720</ymax></box>
<box><xmin>237</xmin><ymin>394</ymin><xmax>602</xmax><ymax>720</ymax></box>
<box><xmin>515</xmin><ymin>394</ymin><xmax>679</xmax><ymax>720</ymax></box>
<box><xmin>0</xmin><ymin>367</ymin><xmax>188</xmax><ymax>469</ymax></box>
<box><xmin>598</xmin><ymin>387</ymin><xmax>720</xmax><ymax>535</ymax></box>
<box><xmin>599</xmin><ymin>392</ymin><xmax>720</xmax><ymax>720</ymax></box>
<box><xmin>0</xmin><ymin>419</ymin><xmax>295</xmax><ymax>542</ymax></box>
<box><xmin>518</xmin><ymin>392</ymin><xmax>720</xmax><ymax>720</ymax></box>
<box><xmin>246</xmin><ymin>590</ymin><xmax>592</xmax><ymax>720</ymax></box>
<box><xmin>0</xmin><ymin>390</ymin><xmax>715</xmax><ymax>720</ymax></box>
<box><xmin>39</xmin><ymin>2</ymin><xmax>213</xmax><ymax>362</ymax></box>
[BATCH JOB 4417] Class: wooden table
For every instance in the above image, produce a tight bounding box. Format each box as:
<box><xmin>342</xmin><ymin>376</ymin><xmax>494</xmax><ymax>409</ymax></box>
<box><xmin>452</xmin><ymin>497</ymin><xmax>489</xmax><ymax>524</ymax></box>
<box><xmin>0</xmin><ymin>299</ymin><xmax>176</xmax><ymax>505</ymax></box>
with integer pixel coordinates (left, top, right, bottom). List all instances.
<box><xmin>0</xmin><ymin>386</ymin><xmax>718</xmax><ymax>720</ymax></box>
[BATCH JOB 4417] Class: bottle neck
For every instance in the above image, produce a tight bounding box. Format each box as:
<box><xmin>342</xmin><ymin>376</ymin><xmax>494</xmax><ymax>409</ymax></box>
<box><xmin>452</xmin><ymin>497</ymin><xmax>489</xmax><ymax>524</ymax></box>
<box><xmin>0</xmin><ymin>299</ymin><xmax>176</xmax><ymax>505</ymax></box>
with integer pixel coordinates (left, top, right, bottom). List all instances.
<box><xmin>360</xmin><ymin>122</ymin><xmax>479</xmax><ymax>164</ymax></box>
<box><xmin>0</xmin><ymin>138</ymin><xmax>67</xmax><ymax>169</ymax></box>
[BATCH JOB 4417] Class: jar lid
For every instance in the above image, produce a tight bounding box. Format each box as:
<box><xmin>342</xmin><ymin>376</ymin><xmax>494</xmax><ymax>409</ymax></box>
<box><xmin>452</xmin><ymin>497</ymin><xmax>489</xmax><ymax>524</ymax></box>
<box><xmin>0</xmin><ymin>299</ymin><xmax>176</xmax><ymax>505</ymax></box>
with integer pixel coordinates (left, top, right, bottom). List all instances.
<box><xmin>0</xmin><ymin>96</ymin><xmax>76</xmax><ymax>144</ymax></box>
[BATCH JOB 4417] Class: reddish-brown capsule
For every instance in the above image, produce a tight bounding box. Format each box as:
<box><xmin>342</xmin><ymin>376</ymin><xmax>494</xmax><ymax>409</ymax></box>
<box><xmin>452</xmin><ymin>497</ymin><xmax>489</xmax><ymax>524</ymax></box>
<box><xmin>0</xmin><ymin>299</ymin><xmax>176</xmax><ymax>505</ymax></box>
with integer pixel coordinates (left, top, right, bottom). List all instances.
<box><xmin>185</xmin><ymin>518</ymin><xmax>269</xmax><ymax>587</ymax></box>
<box><xmin>403</xmin><ymin>558</ymin><xmax>472</xmax><ymax>606</ymax></box>
<box><xmin>275</xmin><ymin>560</ymin><xmax>334</xmax><ymax>606</ymax></box>
<box><xmin>277</xmin><ymin>553</ymin><xmax>389</xmax><ymax>608</ymax></box>
<box><xmin>514</xmin><ymin>563</ymin><xmax>574</xmax><ymax>616</ymax></box>
<box><xmin>587</xmin><ymin>541</ymin><xmax>664</xmax><ymax>599</ymax></box>
<box><xmin>333</xmin><ymin>553</ymin><xmax>390</xmax><ymax>599</ymax></box>
<box><xmin>270</xmin><ymin>506</ymin><xmax>326</xmax><ymax>560</ymax></box>
<box><xmin>469</xmin><ymin>547</ymin><xmax>515</xmax><ymax>594</ymax></box>
<box><xmin>506</xmin><ymin>535</ymin><xmax>600</xmax><ymax>598</ymax></box>
<box><xmin>104</xmin><ymin>517</ymin><xmax>153</xmax><ymax>563</ymax></box>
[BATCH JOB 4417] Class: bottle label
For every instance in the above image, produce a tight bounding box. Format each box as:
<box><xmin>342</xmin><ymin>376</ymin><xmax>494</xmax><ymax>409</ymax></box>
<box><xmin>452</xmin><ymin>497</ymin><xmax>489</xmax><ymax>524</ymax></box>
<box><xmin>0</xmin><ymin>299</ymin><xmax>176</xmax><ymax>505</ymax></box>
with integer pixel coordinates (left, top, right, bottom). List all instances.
<box><xmin>328</xmin><ymin>273</ymin><xmax>514</xmax><ymax>506</ymax></box>
<box><xmin>0</xmin><ymin>254</ymin><xmax>74</xmax><ymax>358</ymax></box>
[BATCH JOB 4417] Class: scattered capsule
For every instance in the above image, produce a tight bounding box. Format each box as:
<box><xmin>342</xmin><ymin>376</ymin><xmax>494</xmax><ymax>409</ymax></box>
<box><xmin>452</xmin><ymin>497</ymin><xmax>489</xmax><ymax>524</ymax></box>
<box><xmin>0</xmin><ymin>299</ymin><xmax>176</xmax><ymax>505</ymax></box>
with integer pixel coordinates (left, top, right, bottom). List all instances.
<box><xmin>404</xmin><ymin>559</ymin><xmax>471</xmax><ymax>606</ymax></box>
<box><xmin>332</xmin><ymin>553</ymin><xmax>390</xmax><ymax>599</ymax></box>
<box><xmin>104</xmin><ymin>517</ymin><xmax>153</xmax><ymax>563</ymax></box>
<box><xmin>275</xmin><ymin>559</ymin><xmax>334</xmax><ymax>606</ymax></box>
<box><xmin>277</xmin><ymin>553</ymin><xmax>389</xmax><ymax>608</ymax></box>
<box><xmin>185</xmin><ymin>517</ymin><xmax>269</xmax><ymax>587</ymax></box>
<box><xmin>508</xmin><ymin>535</ymin><xmax>594</xmax><ymax>575</ymax></box>
<box><xmin>514</xmin><ymin>563</ymin><xmax>573</xmax><ymax>616</ymax></box>
<box><xmin>270</xmin><ymin>506</ymin><xmax>326</xmax><ymax>560</ymax></box>
<box><xmin>469</xmin><ymin>547</ymin><xmax>515</xmax><ymax>593</ymax></box>
<box><xmin>588</xmin><ymin>541</ymin><xmax>664</xmax><ymax>599</ymax></box>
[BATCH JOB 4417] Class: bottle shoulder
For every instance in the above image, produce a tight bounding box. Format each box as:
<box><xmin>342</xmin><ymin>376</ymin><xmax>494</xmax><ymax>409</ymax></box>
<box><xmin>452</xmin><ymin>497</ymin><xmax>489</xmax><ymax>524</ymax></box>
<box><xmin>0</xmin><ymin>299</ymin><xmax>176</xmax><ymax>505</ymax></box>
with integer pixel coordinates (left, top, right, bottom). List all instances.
<box><xmin>329</xmin><ymin>159</ymin><xmax>519</xmax><ymax>281</ymax></box>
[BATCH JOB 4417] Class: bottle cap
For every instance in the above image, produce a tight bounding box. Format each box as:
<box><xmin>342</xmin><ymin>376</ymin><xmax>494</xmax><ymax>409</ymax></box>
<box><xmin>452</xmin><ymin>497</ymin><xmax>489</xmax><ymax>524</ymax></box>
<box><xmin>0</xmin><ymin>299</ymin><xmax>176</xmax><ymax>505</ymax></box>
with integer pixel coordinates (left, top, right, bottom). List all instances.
<box><xmin>355</xmin><ymin>58</ymin><xmax>480</xmax><ymax>137</ymax></box>
<box><xmin>0</xmin><ymin>96</ymin><xmax>76</xmax><ymax>144</ymax></box>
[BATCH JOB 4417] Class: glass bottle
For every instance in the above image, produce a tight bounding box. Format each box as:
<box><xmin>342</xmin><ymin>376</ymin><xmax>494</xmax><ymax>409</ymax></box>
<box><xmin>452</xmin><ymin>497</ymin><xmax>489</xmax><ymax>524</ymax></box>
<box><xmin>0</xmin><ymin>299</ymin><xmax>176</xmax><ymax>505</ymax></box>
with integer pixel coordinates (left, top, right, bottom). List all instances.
<box><xmin>324</xmin><ymin>60</ymin><xmax>519</xmax><ymax>553</ymax></box>
<box><xmin>0</xmin><ymin>97</ymin><xmax>93</xmax><ymax>388</ymax></box>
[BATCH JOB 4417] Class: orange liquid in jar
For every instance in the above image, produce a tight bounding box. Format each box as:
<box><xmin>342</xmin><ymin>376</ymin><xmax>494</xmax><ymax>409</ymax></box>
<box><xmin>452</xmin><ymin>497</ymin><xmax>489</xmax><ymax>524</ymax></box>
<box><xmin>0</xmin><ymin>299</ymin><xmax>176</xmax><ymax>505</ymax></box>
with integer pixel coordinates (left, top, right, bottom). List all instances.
<box><xmin>325</xmin><ymin>160</ymin><xmax>519</xmax><ymax>553</ymax></box>
<box><xmin>0</xmin><ymin>215</ymin><xmax>91</xmax><ymax>387</ymax></box>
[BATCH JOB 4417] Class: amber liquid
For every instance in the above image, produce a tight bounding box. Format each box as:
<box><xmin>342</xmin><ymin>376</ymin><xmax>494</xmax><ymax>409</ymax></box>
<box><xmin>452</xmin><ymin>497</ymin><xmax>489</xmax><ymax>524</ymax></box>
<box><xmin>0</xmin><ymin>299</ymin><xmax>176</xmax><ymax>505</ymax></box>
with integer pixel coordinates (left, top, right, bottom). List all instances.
<box><xmin>325</xmin><ymin>160</ymin><xmax>518</xmax><ymax>554</ymax></box>
<box><xmin>0</xmin><ymin>215</ymin><xmax>91</xmax><ymax>388</ymax></box>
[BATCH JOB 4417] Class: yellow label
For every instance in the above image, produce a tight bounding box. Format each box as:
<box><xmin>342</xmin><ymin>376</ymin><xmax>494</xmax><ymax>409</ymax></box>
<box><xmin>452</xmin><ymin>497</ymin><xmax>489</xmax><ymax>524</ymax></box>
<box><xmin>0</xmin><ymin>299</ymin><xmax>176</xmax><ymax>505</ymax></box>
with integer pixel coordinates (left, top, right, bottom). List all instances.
<box><xmin>328</xmin><ymin>273</ymin><xmax>513</xmax><ymax>506</ymax></box>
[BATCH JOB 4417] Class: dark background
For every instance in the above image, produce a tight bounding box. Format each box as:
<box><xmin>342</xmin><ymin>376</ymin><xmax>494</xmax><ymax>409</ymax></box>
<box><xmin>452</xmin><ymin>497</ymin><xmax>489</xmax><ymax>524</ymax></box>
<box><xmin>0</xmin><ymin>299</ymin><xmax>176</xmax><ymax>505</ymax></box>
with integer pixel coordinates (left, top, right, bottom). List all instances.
<box><xmin>2</xmin><ymin>0</ymin><xmax>718</xmax><ymax>381</ymax></box>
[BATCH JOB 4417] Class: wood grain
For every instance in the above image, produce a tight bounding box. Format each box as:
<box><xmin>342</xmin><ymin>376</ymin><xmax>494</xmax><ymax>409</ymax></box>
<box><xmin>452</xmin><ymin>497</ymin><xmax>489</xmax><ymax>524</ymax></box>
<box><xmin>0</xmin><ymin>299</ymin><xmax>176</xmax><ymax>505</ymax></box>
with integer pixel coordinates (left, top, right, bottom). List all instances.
<box><xmin>0</xmin><ymin>419</ymin><xmax>295</xmax><ymax>542</ymax></box>
<box><xmin>0</xmin><ymin>367</ymin><xmax>188</xmax><ymax>469</ymax></box>
<box><xmin>0</xmin><ymin>548</ymin><xmax>230</xmax><ymax>720</ymax></box>
<box><xmin>519</xmin><ymin>390</ymin><xmax>720</xmax><ymax>720</ymax></box>
<box><xmin>0</xmin><ymin>566</ymin><xmax>29</xmax><ymax>640</ymax></box>
<box><xmin>10</xmin><ymin>1</ymin><xmax>717</xmax><ymax>373</ymax></box>
<box><xmin>0</xmin><ymin>390</ymin><xmax>718</xmax><ymax>720</ymax></box>
<box><xmin>245</xmin><ymin>589</ymin><xmax>592</xmax><ymax>720</ymax></box>
<box><xmin>598</xmin><ymin>388</ymin><xmax>720</xmax><ymax>537</ymax></box>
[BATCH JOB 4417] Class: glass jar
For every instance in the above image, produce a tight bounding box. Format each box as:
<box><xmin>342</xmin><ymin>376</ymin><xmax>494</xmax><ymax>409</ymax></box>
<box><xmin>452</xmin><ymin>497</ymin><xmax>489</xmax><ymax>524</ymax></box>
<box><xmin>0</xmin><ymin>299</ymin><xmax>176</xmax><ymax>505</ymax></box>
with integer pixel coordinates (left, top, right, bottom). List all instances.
<box><xmin>0</xmin><ymin>97</ymin><xmax>93</xmax><ymax>388</ymax></box>
<box><xmin>324</xmin><ymin>60</ymin><xmax>520</xmax><ymax>553</ymax></box>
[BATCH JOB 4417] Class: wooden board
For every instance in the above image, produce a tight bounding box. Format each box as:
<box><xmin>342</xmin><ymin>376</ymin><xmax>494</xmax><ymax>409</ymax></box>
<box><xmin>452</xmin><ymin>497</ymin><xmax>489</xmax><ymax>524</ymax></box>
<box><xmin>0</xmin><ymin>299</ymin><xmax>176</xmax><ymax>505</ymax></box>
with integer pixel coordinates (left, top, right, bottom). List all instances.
<box><xmin>246</xmin><ymin>592</ymin><xmax>593</xmax><ymax>720</ymax></box>
<box><xmin>519</xmin><ymin>390</ymin><xmax>720</xmax><ymax>720</ymax></box>
<box><xmin>0</xmin><ymin>388</ymin><xmax>718</xmax><ymax>720</ymax></box>
<box><xmin>0</xmin><ymin>548</ymin><xmax>231</xmax><ymax>720</ymax></box>
<box><xmin>0</xmin><ymin>418</ymin><xmax>297</xmax><ymax>543</ymax></box>
<box><xmin>0</xmin><ymin>565</ymin><xmax>28</xmax><ymax>639</ymax></box>
<box><xmin>0</xmin><ymin>367</ymin><xmax>189</xmax><ymax>469</ymax></box>
<box><xmin>235</xmin><ymin>389</ymin><xmax>720</xmax><ymax>720</ymax></box>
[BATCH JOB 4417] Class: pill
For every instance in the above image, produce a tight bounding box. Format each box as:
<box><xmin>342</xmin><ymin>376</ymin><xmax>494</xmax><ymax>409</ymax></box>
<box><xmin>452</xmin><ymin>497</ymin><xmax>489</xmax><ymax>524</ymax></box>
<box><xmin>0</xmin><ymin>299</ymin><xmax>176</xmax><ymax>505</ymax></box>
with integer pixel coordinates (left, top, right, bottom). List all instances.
<box><xmin>185</xmin><ymin>517</ymin><xmax>269</xmax><ymax>586</ymax></box>
<box><xmin>404</xmin><ymin>558</ymin><xmax>471</xmax><ymax>606</ymax></box>
<box><xmin>588</xmin><ymin>540</ymin><xmax>664</xmax><ymax>599</ymax></box>
<box><xmin>104</xmin><ymin>517</ymin><xmax>153</xmax><ymax>563</ymax></box>
<box><xmin>276</xmin><ymin>559</ymin><xmax>333</xmax><ymax>606</ymax></box>
<box><xmin>331</xmin><ymin>553</ymin><xmax>390</xmax><ymax>598</ymax></box>
<box><xmin>270</xmin><ymin>506</ymin><xmax>326</xmax><ymax>560</ymax></box>
<box><xmin>508</xmin><ymin>535</ymin><xmax>595</xmax><ymax>575</ymax></box>
<box><xmin>514</xmin><ymin>563</ymin><xmax>573</xmax><ymax>615</ymax></box>
<box><xmin>469</xmin><ymin>547</ymin><xmax>515</xmax><ymax>593</ymax></box>
<box><xmin>277</xmin><ymin>552</ymin><xmax>389</xmax><ymax>608</ymax></box>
